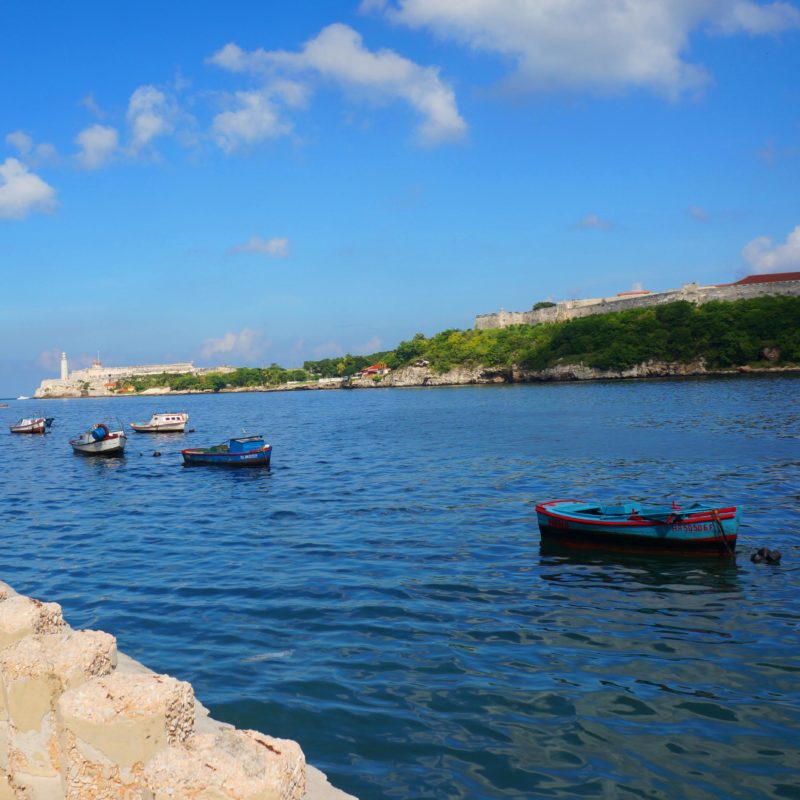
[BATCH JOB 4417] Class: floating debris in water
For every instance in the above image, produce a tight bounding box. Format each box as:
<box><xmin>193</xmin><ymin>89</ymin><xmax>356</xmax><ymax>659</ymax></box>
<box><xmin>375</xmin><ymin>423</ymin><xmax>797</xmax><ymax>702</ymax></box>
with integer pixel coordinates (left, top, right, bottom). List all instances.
<box><xmin>751</xmin><ymin>547</ymin><xmax>781</xmax><ymax>564</ymax></box>
<box><xmin>152</xmin><ymin>451</ymin><xmax>161</xmax><ymax>457</ymax></box>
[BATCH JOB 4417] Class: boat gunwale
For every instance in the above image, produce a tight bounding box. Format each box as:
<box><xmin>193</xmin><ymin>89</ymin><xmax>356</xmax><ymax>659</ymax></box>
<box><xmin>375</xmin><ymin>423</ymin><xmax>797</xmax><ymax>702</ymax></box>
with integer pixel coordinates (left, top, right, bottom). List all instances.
<box><xmin>536</xmin><ymin>500</ymin><xmax>738</xmax><ymax>528</ymax></box>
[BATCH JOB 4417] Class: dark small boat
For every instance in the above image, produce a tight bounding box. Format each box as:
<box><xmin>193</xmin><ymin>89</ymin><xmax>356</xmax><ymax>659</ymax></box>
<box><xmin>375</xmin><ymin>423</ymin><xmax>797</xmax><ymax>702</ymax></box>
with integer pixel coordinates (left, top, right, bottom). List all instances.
<box><xmin>182</xmin><ymin>435</ymin><xmax>271</xmax><ymax>467</ymax></box>
<box><xmin>536</xmin><ymin>499</ymin><xmax>739</xmax><ymax>556</ymax></box>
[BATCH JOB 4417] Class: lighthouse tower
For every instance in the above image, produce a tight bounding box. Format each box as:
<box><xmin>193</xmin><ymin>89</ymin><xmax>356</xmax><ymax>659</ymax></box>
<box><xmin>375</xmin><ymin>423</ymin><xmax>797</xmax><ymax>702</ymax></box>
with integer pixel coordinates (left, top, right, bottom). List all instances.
<box><xmin>60</xmin><ymin>352</ymin><xmax>68</xmax><ymax>381</ymax></box>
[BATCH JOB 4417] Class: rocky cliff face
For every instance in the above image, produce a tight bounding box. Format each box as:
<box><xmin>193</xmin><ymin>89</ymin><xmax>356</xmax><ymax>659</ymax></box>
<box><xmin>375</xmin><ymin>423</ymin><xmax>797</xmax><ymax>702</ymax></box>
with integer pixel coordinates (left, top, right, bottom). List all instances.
<box><xmin>351</xmin><ymin>357</ymin><xmax>794</xmax><ymax>388</ymax></box>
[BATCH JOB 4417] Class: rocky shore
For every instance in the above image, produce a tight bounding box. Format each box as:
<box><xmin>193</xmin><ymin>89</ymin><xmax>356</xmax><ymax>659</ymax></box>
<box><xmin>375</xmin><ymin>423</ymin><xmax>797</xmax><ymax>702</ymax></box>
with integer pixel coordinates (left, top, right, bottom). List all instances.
<box><xmin>0</xmin><ymin>580</ymin><xmax>354</xmax><ymax>800</ymax></box>
<box><xmin>30</xmin><ymin>359</ymin><xmax>798</xmax><ymax>399</ymax></box>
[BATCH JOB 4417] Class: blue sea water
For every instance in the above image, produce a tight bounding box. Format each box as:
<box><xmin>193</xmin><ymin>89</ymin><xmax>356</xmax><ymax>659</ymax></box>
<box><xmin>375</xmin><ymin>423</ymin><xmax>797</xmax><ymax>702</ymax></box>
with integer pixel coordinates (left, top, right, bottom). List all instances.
<box><xmin>1</xmin><ymin>377</ymin><xmax>798</xmax><ymax>800</ymax></box>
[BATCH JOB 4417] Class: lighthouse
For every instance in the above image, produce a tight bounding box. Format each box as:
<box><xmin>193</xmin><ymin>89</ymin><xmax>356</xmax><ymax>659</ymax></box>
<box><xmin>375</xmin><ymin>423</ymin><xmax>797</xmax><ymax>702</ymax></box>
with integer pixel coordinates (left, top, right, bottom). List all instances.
<box><xmin>60</xmin><ymin>352</ymin><xmax>68</xmax><ymax>381</ymax></box>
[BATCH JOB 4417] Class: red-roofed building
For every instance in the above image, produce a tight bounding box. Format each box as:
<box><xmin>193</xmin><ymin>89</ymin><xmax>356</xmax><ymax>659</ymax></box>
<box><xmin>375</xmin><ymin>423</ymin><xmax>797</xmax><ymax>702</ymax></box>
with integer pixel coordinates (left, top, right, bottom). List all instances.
<box><xmin>729</xmin><ymin>272</ymin><xmax>800</xmax><ymax>286</ymax></box>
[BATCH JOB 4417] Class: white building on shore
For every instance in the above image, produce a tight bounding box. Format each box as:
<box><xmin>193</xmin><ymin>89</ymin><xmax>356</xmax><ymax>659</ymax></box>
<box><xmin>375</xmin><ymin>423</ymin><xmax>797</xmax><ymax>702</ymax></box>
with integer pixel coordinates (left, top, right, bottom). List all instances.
<box><xmin>35</xmin><ymin>354</ymin><xmax>235</xmax><ymax>398</ymax></box>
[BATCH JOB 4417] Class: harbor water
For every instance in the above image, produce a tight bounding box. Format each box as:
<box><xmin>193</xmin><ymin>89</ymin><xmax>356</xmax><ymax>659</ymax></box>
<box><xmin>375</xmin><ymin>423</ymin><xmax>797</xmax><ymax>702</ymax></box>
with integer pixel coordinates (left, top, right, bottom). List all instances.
<box><xmin>1</xmin><ymin>376</ymin><xmax>798</xmax><ymax>799</ymax></box>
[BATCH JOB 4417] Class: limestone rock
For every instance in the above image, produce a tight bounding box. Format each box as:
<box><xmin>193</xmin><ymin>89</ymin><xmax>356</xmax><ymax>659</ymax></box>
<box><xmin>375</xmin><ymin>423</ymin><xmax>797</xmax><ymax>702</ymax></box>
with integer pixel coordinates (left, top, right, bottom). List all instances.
<box><xmin>0</xmin><ymin>598</ymin><xmax>64</xmax><ymax>650</ymax></box>
<box><xmin>56</xmin><ymin>672</ymin><xmax>195</xmax><ymax>799</ymax></box>
<box><xmin>143</xmin><ymin>727</ymin><xmax>305</xmax><ymax>800</ymax></box>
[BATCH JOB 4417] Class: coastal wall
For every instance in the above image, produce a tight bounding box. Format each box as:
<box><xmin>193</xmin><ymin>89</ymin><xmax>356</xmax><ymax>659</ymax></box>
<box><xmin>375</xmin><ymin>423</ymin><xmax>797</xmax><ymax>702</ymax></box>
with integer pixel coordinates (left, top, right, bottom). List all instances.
<box><xmin>35</xmin><ymin>364</ymin><xmax>237</xmax><ymax>399</ymax></box>
<box><xmin>0</xmin><ymin>580</ymin><xmax>354</xmax><ymax>800</ymax></box>
<box><xmin>474</xmin><ymin>277</ymin><xmax>800</xmax><ymax>329</ymax></box>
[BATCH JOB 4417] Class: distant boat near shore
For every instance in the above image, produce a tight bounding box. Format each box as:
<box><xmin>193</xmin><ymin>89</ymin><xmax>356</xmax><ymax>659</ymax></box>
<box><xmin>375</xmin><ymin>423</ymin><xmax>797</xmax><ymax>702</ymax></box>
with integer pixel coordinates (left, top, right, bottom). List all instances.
<box><xmin>16</xmin><ymin>396</ymin><xmax>30</xmax><ymax>400</ymax></box>
<box><xmin>130</xmin><ymin>411</ymin><xmax>189</xmax><ymax>433</ymax></box>
<box><xmin>9</xmin><ymin>417</ymin><xmax>46</xmax><ymax>434</ymax></box>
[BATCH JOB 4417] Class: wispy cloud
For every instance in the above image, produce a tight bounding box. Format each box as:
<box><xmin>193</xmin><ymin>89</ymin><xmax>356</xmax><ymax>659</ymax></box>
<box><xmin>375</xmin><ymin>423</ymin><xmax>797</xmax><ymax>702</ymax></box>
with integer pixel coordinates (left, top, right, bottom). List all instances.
<box><xmin>572</xmin><ymin>213</ymin><xmax>612</xmax><ymax>231</ymax></box>
<box><xmin>209</xmin><ymin>23</ymin><xmax>466</xmax><ymax>147</ymax></box>
<box><xmin>367</xmin><ymin>0</ymin><xmax>800</xmax><ymax>100</ymax></box>
<box><xmin>75</xmin><ymin>124</ymin><xmax>119</xmax><ymax>169</ymax></box>
<box><xmin>688</xmin><ymin>205</ymin><xmax>709</xmax><ymax>222</ymax></box>
<box><xmin>5</xmin><ymin>131</ymin><xmax>58</xmax><ymax>166</ymax></box>
<box><xmin>201</xmin><ymin>328</ymin><xmax>268</xmax><ymax>361</ymax></box>
<box><xmin>126</xmin><ymin>85</ymin><xmax>179</xmax><ymax>154</ymax></box>
<box><xmin>0</xmin><ymin>158</ymin><xmax>57</xmax><ymax>219</ymax></box>
<box><xmin>742</xmin><ymin>223</ymin><xmax>800</xmax><ymax>274</ymax></box>
<box><xmin>212</xmin><ymin>91</ymin><xmax>292</xmax><ymax>153</ymax></box>
<box><xmin>229</xmin><ymin>235</ymin><xmax>290</xmax><ymax>257</ymax></box>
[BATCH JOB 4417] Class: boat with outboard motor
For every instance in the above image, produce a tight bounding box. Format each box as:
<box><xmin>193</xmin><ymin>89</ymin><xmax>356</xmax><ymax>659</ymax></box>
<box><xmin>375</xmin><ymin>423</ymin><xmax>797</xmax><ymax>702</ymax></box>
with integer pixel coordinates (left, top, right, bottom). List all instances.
<box><xmin>182</xmin><ymin>435</ymin><xmax>271</xmax><ymax>466</ymax></box>
<box><xmin>130</xmin><ymin>412</ymin><xmax>189</xmax><ymax>433</ymax></box>
<box><xmin>70</xmin><ymin>423</ymin><xmax>127</xmax><ymax>456</ymax></box>
<box><xmin>535</xmin><ymin>499</ymin><xmax>739</xmax><ymax>555</ymax></box>
<box><xmin>9</xmin><ymin>417</ymin><xmax>46</xmax><ymax>434</ymax></box>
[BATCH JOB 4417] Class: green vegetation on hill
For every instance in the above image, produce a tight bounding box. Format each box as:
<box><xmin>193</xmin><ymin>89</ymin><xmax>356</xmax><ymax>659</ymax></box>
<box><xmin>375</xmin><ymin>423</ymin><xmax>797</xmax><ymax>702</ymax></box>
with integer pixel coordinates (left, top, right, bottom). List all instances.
<box><xmin>382</xmin><ymin>296</ymin><xmax>800</xmax><ymax>373</ymax></box>
<box><xmin>120</xmin><ymin>296</ymin><xmax>799</xmax><ymax>393</ymax></box>
<box><xmin>124</xmin><ymin>365</ymin><xmax>309</xmax><ymax>393</ymax></box>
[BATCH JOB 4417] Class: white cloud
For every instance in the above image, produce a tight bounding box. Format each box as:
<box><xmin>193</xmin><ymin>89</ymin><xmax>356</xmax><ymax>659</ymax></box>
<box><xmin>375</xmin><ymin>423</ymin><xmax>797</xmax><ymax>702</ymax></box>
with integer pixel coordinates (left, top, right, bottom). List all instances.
<box><xmin>201</xmin><ymin>328</ymin><xmax>268</xmax><ymax>361</ymax></box>
<box><xmin>35</xmin><ymin>348</ymin><xmax>62</xmax><ymax>371</ymax></box>
<box><xmin>209</xmin><ymin>23</ymin><xmax>466</xmax><ymax>146</ymax></box>
<box><xmin>212</xmin><ymin>91</ymin><xmax>291</xmax><ymax>153</ymax></box>
<box><xmin>0</xmin><ymin>158</ymin><xmax>57</xmax><ymax>219</ymax></box>
<box><xmin>742</xmin><ymin>224</ymin><xmax>800</xmax><ymax>274</ymax></box>
<box><xmin>355</xmin><ymin>336</ymin><xmax>382</xmax><ymax>354</ymax></box>
<box><xmin>229</xmin><ymin>235</ymin><xmax>290</xmax><ymax>257</ymax></box>
<box><xmin>689</xmin><ymin>205</ymin><xmax>709</xmax><ymax>222</ymax></box>
<box><xmin>573</xmin><ymin>213</ymin><xmax>611</xmax><ymax>230</ymax></box>
<box><xmin>5</xmin><ymin>131</ymin><xmax>58</xmax><ymax>165</ymax></box>
<box><xmin>126</xmin><ymin>85</ymin><xmax>177</xmax><ymax>153</ymax></box>
<box><xmin>5</xmin><ymin>130</ymin><xmax>33</xmax><ymax>156</ymax></box>
<box><xmin>311</xmin><ymin>340</ymin><xmax>345</xmax><ymax>359</ymax></box>
<box><xmin>369</xmin><ymin>0</ymin><xmax>800</xmax><ymax>99</ymax></box>
<box><xmin>75</xmin><ymin>124</ymin><xmax>119</xmax><ymax>169</ymax></box>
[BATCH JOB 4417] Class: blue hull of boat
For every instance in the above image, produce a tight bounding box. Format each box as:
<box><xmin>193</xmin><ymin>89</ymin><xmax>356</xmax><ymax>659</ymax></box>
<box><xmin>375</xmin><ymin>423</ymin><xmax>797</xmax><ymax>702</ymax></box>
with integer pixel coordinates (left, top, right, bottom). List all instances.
<box><xmin>536</xmin><ymin>499</ymin><xmax>739</xmax><ymax>556</ymax></box>
<box><xmin>182</xmin><ymin>450</ymin><xmax>271</xmax><ymax>466</ymax></box>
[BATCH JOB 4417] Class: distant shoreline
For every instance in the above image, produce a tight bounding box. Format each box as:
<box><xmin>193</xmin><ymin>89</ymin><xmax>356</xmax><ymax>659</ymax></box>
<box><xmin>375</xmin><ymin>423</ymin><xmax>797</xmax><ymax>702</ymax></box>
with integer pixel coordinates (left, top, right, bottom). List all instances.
<box><xmin>29</xmin><ymin>361</ymin><xmax>800</xmax><ymax>399</ymax></box>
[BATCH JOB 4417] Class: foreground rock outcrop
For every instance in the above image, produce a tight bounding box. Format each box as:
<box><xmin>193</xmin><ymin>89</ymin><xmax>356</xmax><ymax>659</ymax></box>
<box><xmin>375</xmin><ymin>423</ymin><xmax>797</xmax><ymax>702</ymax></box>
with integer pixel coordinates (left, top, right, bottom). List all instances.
<box><xmin>0</xmin><ymin>581</ymin><xmax>354</xmax><ymax>800</ymax></box>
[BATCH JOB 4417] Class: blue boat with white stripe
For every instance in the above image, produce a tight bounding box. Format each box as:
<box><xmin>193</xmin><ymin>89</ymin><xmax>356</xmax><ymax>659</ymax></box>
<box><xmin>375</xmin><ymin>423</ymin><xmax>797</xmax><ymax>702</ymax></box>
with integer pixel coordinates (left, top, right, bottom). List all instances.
<box><xmin>181</xmin><ymin>435</ymin><xmax>272</xmax><ymax>467</ymax></box>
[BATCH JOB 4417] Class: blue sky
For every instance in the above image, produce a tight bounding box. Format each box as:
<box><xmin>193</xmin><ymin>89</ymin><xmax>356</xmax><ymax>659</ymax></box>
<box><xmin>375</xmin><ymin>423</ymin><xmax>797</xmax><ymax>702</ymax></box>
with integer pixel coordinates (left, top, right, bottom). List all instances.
<box><xmin>2</xmin><ymin>0</ymin><xmax>799</xmax><ymax>395</ymax></box>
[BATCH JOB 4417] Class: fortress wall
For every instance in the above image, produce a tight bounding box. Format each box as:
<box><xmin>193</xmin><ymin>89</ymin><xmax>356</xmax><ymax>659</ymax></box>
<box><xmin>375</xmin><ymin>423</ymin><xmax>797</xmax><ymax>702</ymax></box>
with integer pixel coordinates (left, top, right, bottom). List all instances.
<box><xmin>0</xmin><ymin>580</ymin><xmax>353</xmax><ymax>800</ymax></box>
<box><xmin>69</xmin><ymin>362</ymin><xmax>196</xmax><ymax>381</ymax></box>
<box><xmin>475</xmin><ymin>278</ymin><xmax>800</xmax><ymax>330</ymax></box>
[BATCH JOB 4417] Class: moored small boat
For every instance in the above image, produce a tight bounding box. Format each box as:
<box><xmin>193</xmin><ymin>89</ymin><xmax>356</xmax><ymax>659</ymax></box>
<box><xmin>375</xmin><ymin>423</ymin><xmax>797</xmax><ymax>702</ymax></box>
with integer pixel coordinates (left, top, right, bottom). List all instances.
<box><xmin>131</xmin><ymin>412</ymin><xmax>189</xmax><ymax>433</ymax></box>
<box><xmin>70</xmin><ymin>423</ymin><xmax>127</xmax><ymax>456</ymax></box>
<box><xmin>9</xmin><ymin>417</ymin><xmax>46</xmax><ymax>434</ymax></box>
<box><xmin>536</xmin><ymin>499</ymin><xmax>739</xmax><ymax>556</ymax></box>
<box><xmin>182</xmin><ymin>435</ymin><xmax>271</xmax><ymax>467</ymax></box>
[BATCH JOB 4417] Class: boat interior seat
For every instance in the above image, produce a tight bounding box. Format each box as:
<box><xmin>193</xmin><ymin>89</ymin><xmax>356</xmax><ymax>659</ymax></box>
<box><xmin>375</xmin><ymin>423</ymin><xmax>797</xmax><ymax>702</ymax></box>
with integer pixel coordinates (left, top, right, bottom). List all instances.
<box><xmin>596</xmin><ymin>503</ymin><xmax>638</xmax><ymax>516</ymax></box>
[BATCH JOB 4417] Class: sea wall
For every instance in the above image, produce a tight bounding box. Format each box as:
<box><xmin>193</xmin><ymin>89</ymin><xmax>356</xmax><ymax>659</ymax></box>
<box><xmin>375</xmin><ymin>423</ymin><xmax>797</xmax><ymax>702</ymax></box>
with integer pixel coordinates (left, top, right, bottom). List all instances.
<box><xmin>474</xmin><ymin>278</ymin><xmax>800</xmax><ymax>329</ymax></box>
<box><xmin>0</xmin><ymin>580</ymin><xmax>354</xmax><ymax>800</ymax></box>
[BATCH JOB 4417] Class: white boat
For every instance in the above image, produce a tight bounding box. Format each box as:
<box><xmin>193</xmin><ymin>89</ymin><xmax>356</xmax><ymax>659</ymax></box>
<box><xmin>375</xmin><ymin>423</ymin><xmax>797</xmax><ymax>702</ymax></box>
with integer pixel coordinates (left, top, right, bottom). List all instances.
<box><xmin>130</xmin><ymin>411</ymin><xmax>189</xmax><ymax>433</ymax></box>
<box><xmin>16</xmin><ymin>396</ymin><xmax>30</xmax><ymax>400</ymax></box>
<box><xmin>9</xmin><ymin>417</ymin><xmax>46</xmax><ymax>434</ymax></box>
<box><xmin>70</xmin><ymin>423</ymin><xmax>127</xmax><ymax>456</ymax></box>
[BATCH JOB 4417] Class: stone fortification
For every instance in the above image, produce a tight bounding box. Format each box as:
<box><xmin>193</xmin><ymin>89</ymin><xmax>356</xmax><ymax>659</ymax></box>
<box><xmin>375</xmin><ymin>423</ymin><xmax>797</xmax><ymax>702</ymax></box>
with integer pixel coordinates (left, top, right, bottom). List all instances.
<box><xmin>0</xmin><ymin>580</ymin><xmax>354</xmax><ymax>800</ymax></box>
<box><xmin>35</xmin><ymin>358</ymin><xmax>237</xmax><ymax>399</ymax></box>
<box><xmin>474</xmin><ymin>275</ymin><xmax>800</xmax><ymax>330</ymax></box>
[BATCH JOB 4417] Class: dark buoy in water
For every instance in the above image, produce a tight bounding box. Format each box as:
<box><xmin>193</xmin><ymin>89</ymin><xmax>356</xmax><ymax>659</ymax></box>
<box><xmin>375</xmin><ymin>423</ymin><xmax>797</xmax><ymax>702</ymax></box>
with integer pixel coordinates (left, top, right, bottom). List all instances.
<box><xmin>751</xmin><ymin>547</ymin><xmax>781</xmax><ymax>564</ymax></box>
<box><xmin>153</xmin><ymin>451</ymin><xmax>161</xmax><ymax>457</ymax></box>
<box><xmin>187</xmin><ymin>428</ymin><xmax>195</xmax><ymax>433</ymax></box>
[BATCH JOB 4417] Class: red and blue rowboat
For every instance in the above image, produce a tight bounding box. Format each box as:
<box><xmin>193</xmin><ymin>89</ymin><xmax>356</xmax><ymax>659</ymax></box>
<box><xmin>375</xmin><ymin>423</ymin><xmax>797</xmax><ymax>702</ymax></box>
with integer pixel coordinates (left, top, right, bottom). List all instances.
<box><xmin>181</xmin><ymin>435</ymin><xmax>272</xmax><ymax>467</ymax></box>
<box><xmin>536</xmin><ymin>499</ymin><xmax>739</xmax><ymax>556</ymax></box>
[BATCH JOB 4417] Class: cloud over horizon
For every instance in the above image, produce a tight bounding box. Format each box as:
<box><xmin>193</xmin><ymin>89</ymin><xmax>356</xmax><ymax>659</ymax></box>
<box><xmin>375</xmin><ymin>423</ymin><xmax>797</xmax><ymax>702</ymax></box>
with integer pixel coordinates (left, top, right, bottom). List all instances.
<box><xmin>201</xmin><ymin>328</ymin><xmax>268</xmax><ymax>361</ymax></box>
<box><xmin>743</xmin><ymin>223</ymin><xmax>800</xmax><ymax>274</ymax></box>
<box><xmin>229</xmin><ymin>235</ymin><xmax>290</xmax><ymax>257</ymax></box>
